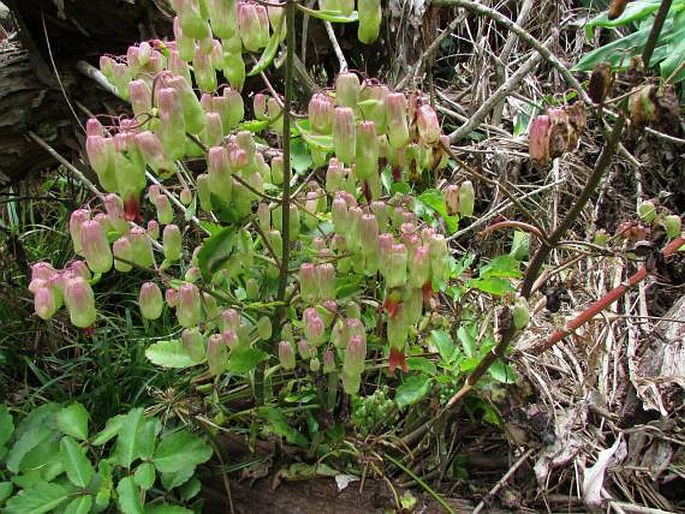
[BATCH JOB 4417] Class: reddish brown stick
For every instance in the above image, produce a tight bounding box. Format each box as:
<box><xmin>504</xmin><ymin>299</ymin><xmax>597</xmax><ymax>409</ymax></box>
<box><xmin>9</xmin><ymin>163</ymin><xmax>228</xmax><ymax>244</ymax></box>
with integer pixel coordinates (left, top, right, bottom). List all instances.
<box><xmin>531</xmin><ymin>235</ymin><xmax>684</xmax><ymax>354</ymax></box>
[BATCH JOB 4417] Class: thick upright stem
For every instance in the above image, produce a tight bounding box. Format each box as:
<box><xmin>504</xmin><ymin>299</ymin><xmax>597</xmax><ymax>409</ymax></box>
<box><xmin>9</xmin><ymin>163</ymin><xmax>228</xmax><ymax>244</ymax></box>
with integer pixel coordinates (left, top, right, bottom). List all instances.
<box><xmin>642</xmin><ymin>0</ymin><xmax>673</xmax><ymax>69</ymax></box>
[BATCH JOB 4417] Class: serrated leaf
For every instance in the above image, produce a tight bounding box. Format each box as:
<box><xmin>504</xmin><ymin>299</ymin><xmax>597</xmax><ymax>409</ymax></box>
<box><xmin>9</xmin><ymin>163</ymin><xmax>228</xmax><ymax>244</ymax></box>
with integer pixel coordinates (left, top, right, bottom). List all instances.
<box><xmin>116</xmin><ymin>476</ymin><xmax>143</xmax><ymax>514</ymax></box>
<box><xmin>296</xmin><ymin>3</ymin><xmax>359</xmax><ymax>22</ymax></box>
<box><xmin>406</xmin><ymin>357</ymin><xmax>437</xmax><ymax>376</ymax></box>
<box><xmin>145</xmin><ymin>504</ymin><xmax>194</xmax><ymax>514</ymax></box>
<box><xmin>133</xmin><ymin>462</ymin><xmax>156</xmax><ymax>490</ymax></box>
<box><xmin>294</xmin><ymin>121</ymin><xmax>334</xmax><ymax>151</ymax></box>
<box><xmin>479</xmin><ymin>255</ymin><xmax>522</xmax><ymax>279</ymax></box>
<box><xmin>197</xmin><ymin>226</ymin><xmax>237</xmax><ymax>281</ymax></box>
<box><xmin>247</xmin><ymin>14</ymin><xmax>283</xmax><ymax>77</ymax></box>
<box><xmin>395</xmin><ymin>374</ymin><xmax>432</xmax><ymax>408</ymax></box>
<box><xmin>111</xmin><ymin>408</ymin><xmax>144</xmax><ymax>469</ymax></box>
<box><xmin>95</xmin><ymin>459</ymin><xmax>113</xmax><ymax>509</ymax></box>
<box><xmin>92</xmin><ymin>414</ymin><xmax>126</xmax><ymax>446</ymax></box>
<box><xmin>145</xmin><ymin>340</ymin><xmax>197</xmax><ymax>369</ymax></box>
<box><xmin>487</xmin><ymin>359</ymin><xmax>516</xmax><ymax>384</ymax></box>
<box><xmin>178</xmin><ymin>476</ymin><xmax>201</xmax><ymax>501</ymax></box>
<box><xmin>55</xmin><ymin>403</ymin><xmax>89</xmax><ymax>441</ymax></box>
<box><xmin>63</xmin><ymin>495</ymin><xmax>93</xmax><ymax>514</ymax></box>
<box><xmin>152</xmin><ymin>431</ymin><xmax>212</xmax><ymax>474</ymax></box>
<box><xmin>468</xmin><ymin>276</ymin><xmax>515</xmax><ymax>296</ymax></box>
<box><xmin>20</xmin><ymin>439</ymin><xmax>63</xmax><ymax>480</ymax></box>
<box><xmin>4</xmin><ymin>482</ymin><xmax>70</xmax><ymax>514</ymax></box>
<box><xmin>160</xmin><ymin>466</ymin><xmax>195</xmax><ymax>491</ymax></box>
<box><xmin>6</xmin><ymin>425</ymin><xmax>52</xmax><ymax>473</ymax></box>
<box><xmin>457</xmin><ymin>325</ymin><xmax>477</xmax><ymax>358</ymax></box>
<box><xmin>0</xmin><ymin>405</ymin><xmax>13</xmax><ymax>449</ymax></box>
<box><xmin>226</xmin><ymin>347</ymin><xmax>268</xmax><ymax>374</ymax></box>
<box><xmin>291</xmin><ymin>138</ymin><xmax>314</xmax><ymax>174</ymax></box>
<box><xmin>60</xmin><ymin>436</ymin><xmax>94</xmax><ymax>488</ymax></box>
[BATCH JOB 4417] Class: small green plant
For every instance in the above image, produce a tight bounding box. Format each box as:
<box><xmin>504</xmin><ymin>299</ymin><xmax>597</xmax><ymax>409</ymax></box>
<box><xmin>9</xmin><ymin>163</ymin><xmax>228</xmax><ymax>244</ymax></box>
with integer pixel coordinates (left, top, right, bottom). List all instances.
<box><xmin>0</xmin><ymin>403</ymin><xmax>212</xmax><ymax>513</ymax></box>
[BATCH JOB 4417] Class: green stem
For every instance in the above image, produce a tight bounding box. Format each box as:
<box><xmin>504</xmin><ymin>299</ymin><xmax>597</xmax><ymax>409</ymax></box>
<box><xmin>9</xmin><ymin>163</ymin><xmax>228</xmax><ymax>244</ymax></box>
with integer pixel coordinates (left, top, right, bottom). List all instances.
<box><xmin>384</xmin><ymin>454</ymin><xmax>456</xmax><ymax>514</ymax></box>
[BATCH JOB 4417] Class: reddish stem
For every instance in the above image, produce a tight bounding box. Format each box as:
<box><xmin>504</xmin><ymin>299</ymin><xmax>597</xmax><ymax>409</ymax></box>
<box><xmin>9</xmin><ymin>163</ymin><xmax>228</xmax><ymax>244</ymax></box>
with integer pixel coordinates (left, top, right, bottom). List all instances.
<box><xmin>480</xmin><ymin>220</ymin><xmax>547</xmax><ymax>241</ymax></box>
<box><xmin>531</xmin><ymin>235</ymin><xmax>684</xmax><ymax>354</ymax></box>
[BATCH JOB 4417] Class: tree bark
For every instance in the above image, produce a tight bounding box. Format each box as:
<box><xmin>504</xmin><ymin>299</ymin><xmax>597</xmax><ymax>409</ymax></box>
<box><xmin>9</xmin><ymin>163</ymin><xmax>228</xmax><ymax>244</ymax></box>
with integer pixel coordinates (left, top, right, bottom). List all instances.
<box><xmin>0</xmin><ymin>0</ymin><xmax>173</xmax><ymax>184</ymax></box>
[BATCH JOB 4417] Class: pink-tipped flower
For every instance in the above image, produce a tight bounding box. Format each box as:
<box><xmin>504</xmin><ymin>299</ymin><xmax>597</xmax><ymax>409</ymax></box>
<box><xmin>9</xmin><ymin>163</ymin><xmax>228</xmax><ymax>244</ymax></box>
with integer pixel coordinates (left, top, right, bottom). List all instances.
<box><xmin>156</xmin><ymin>87</ymin><xmax>186</xmax><ymax>161</ymax></box>
<box><xmin>169</xmin><ymin>50</ymin><xmax>192</xmax><ymax>84</ymax></box>
<box><xmin>222</xmin><ymin>329</ymin><xmax>240</xmax><ymax>350</ymax></box>
<box><xmin>113</xmin><ymin>236</ymin><xmax>133</xmax><ymax>272</ymax></box>
<box><xmin>207</xmin><ymin>334</ymin><xmax>228</xmax><ymax>376</ymax></box>
<box><xmin>386</xmin><ymin>93</ymin><xmax>409</xmax><ymax>149</ymax></box>
<box><xmin>428</xmin><ymin>234</ymin><xmax>448</xmax><ymax>284</ymax></box>
<box><xmin>316</xmin><ymin>263</ymin><xmax>336</xmax><ymax>301</ymax></box>
<box><xmin>86</xmin><ymin>133</ymin><xmax>116</xmax><ymax>192</ymax></box>
<box><xmin>69</xmin><ymin>209</ymin><xmax>91</xmax><ymax>256</ymax></box>
<box><xmin>336</xmin><ymin>72</ymin><xmax>361</xmax><ymax>109</ymax></box>
<box><xmin>384</xmin><ymin>243</ymin><xmax>408</xmax><ymax>289</ymax></box>
<box><xmin>163</xmin><ymin>224</ymin><xmax>182</xmax><ymax>262</ymax></box>
<box><xmin>360</xmin><ymin>82</ymin><xmax>388</xmax><ymax>133</ymax></box>
<box><xmin>166</xmin><ymin>288</ymin><xmax>179</xmax><ymax>308</ymax></box>
<box><xmin>417</xmin><ymin>104</ymin><xmax>441</xmax><ymax>145</ymax></box>
<box><xmin>139</xmin><ymin>282</ymin><xmax>163</xmax><ymax>320</ymax></box>
<box><xmin>342</xmin><ymin>334</ymin><xmax>366</xmax><ymax>394</ymax></box>
<box><xmin>303</xmin><ymin>307</ymin><xmax>325</xmax><ymax>346</ymax></box>
<box><xmin>147</xmin><ymin>220</ymin><xmax>160</xmax><ymax>240</ymax></box>
<box><xmin>177</xmin><ymin>282</ymin><xmax>202</xmax><ymax>328</ymax></box>
<box><xmin>253</xmin><ymin>93</ymin><xmax>269</xmax><ymax>121</ymax></box>
<box><xmin>180</xmin><ymin>186</ymin><xmax>192</xmax><ymax>206</ymax></box>
<box><xmin>308</xmin><ymin>93</ymin><xmax>334</xmax><ymax>134</ymax></box>
<box><xmin>168</xmin><ymin>75</ymin><xmax>207</xmax><ymax>134</ymax></box>
<box><xmin>173</xmin><ymin>16</ymin><xmax>197</xmax><ymax>62</ymax></box>
<box><xmin>34</xmin><ymin>287</ymin><xmax>60</xmax><ymax>320</ymax></box>
<box><xmin>387</xmin><ymin>303</ymin><xmax>408</xmax><ymax>373</ymax></box>
<box><xmin>80</xmin><ymin>219</ymin><xmax>113</xmax><ymax>274</ymax></box>
<box><xmin>208</xmin><ymin>0</ymin><xmax>239</xmax><ymax>38</ymax></box>
<box><xmin>297</xmin><ymin>339</ymin><xmax>314</xmax><ymax>359</ymax></box>
<box><xmin>177</xmin><ymin>0</ymin><xmax>211</xmax><ymax>39</ymax></box>
<box><xmin>357</xmin><ymin>0</ymin><xmax>381</xmax><ymax>44</ymax></box>
<box><xmin>215</xmin><ymin>88</ymin><xmax>245</xmax><ymax>131</ymax></box>
<box><xmin>64</xmin><ymin>276</ymin><xmax>97</xmax><ymax>328</ymax></box>
<box><xmin>355</xmin><ymin>121</ymin><xmax>379</xmax><ymax>181</ymax></box>
<box><xmin>238</xmin><ymin>2</ymin><xmax>270</xmax><ymax>53</ymax></box>
<box><xmin>299</xmin><ymin>263</ymin><xmax>317</xmax><ymax>303</ymax></box>
<box><xmin>29</xmin><ymin>262</ymin><xmax>59</xmax><ymax>293</ymax></box>
<box><xmin>221</xmin><ymin>308</ymin><xmax>241</xmax><ymax>332</ymax></box>
<box><xmin>193</xmin><ymin>43</ymin><xmax>218</xmax><ymax>93</ymax></box>
<box><xmin>278</xmin><ymin>340</ymin><xmax>296</xmax><ymax>370</ymax></box>
<box><xmin>202</xmin><ymin>111</ymin><xmax>223</xmax><ymax>148</ymax></box>
<box><xmin>409</xmin><ymin>245</ymin><xmax>430</xmax><ymax>289</ymax></box>
<box><xmin>154</xmin><ymin>195</ymin><xmax>173</xmax><ymax>225</ymax></box>
<box><xmin>333</xmin><ymin>107</ymin><xmax>356</xmax><ymax>164</ymax></box>
<box><xmin>128</xmin><ymin>227</ymin><xmax>155</xmax><ymax>268</ymax></box>
<box><xmin>323</xmin><ymin>349</ymin><xmax>335</xmax><ymax>373</ymax></box>
<box><xmin>129</xmin><ymin>80</ymin><xmax>152</xmax><ymax>119</ymax></box>
<box><xmin>182</xmin><ymin>327</ymin><xmax>206</xmax><ymax>362</ymax></box>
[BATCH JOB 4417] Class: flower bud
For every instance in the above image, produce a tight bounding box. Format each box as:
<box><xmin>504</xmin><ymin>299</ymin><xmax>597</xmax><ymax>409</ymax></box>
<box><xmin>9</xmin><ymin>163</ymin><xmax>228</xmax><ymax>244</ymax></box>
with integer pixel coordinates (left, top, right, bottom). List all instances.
<box><xmin>417</xmin><ymin>104</ymin><xmax>440</xmax><ymax>145</ymax></box>
<box><xmin>278</xmin><ymin>340</ymin><xmax>296</xmax><ymax>370</ymax></box>
<box><xmin>168</xmin><ymin>75</ymin><xmax>207</xmax><ymax>134</ymax></box>
<box><xmin>69</xmin><ymin>209</ymin><xmax>91</xmax><ymax>255</ymax></box>
<box><xmin>166</xmin><ymin>288</ymin><xmax>179</xmax><ymax>308</ymax></box>
<box><xmin>297</xmin><ymin>339</ymin><xmax>313</xmax><ymax>359</ymax></box>
<box><xmin>177</xmin><ymin>283</ymin><xmax>202</xmax><ymax>327</ymax></box>
<box><xmin>184</xmin><ymin>266</ymin><xmax>201</xmax><ymax>283</ymax></box>
<box><xmin>323</xmin><ymin>349</ymin><xmax>336</xmax><ymax>373</ymax></box>
<box><xmin>360</xmin><ymin>82</ymin><xmax>388</xmax><ymax>133</ymax></box>
<box><xmin>299</xmin><ymin>263</ymin><xmax>317</xmax><ymax>303</ymax></box>
<box><xmin>333</xmin><ymin>107</ymin><xmax>356</xmax><ymax>164</ymax></box>
<box><xmin>129</xmin><ymin>79</ymin><xmax>152</xmax><ymax>120</ymax></box>
<box><xmin>202</xmin><ymin>111</ymin><xmax>223</xmax><ymax>148</ymax></box>
<box><xmin>208</xmin><ymin>146</ymin><xmax>233</xmax><ymax>205</ymax></box>
<box><xmin>169</xmin><ymin>50</ymin><xmax>192</xmax><ymax>84</ymax></box>
<box><xmin>112</xmin><ymin>237</ymin><xmax>133</xmax><ymax>272</ymax></box>
<box><xmin>177</xmin><ymin>0</ymin><xmax>211</xmax><ymax>39</ymax></box>
<box><xmin>64</xmin><ymin>276</ymin><xmax>97</xmax><ymax>328</ymax></box>
<box><xmin>270</xmin><ymin>154</ymin><xmax>284</xmax><ymax>185</ymax></box>
<box><xmin>221</xmin><ymin>308</ymin><xmax>241</xmax><ymax>332</ymax></box>
<box><xmin>336</xmin><ymin>72</ymin><xmax>360</xmax><ymax>109</ymax></box>
<box><xmin>409</xmin><ymin>245</ymin><xmax>430</xmax><ymax>288</ymax></box>
<box><xmin>355</xmin><ymin>121</ymin><xmax>379</xmax><ymax>181</ymax></box>
<box><xmin>303</xmin><ymin>307</ymin><xmax>325</xmax><ymax>346</ymax></box>
<box><xmin>386</xmin><ymin>93</ymin><xmax>409</xmax><ymax>149</ymax></box>
<box><xmin>207</xmin><ymin>334</ymin><xmax>228</xmax><ymax>376</ymax></box>
<box><xmin>196</xmin><ymin>174</ymin><xmax>213</xmax><ymax>212</ymax></box>
<box><xmin>357</xmin><ymin>0</ymin><xmax>381</xmax><ymax>44</ymax></box>
<box><xmin>342</xmin><ymin>334</ymin><xmax>366</xmax><ymax>387</ymax></box>
<box><xmin>512</xmin><ymin>296</ymin><xmax>530</xmax><ymax>330</ymax></box>
<box><xmin>214</xmin><ymin>88</ymin><xmax>245</xmax><ymax>132</ymax></box>
<box><xmin>139</xmin><ymin>282</ymin><xmax>163</xmax><ymax>320</ymax></box>
<box><xmin>384</xmin><ymin>243</ymin><xmax>408</xmax><ymax>288</ymax></box>
<box><xmin>34</xmin><ymin>287</ymin><xmax>59</xmax><ymax>320</ymax></box>
<box><xmin>180</xmin><ymin>186</ymin><xmax>192</xmax><ymax>205</ymax></box>
<box><xmin>86</xmin><ymin>134</ymin><xmax>117</xmax><ymax>192</ymax></box>
<box><xmin>207</xmin><ymin>0</ymin><xmax>239</xmax><ymax>38</ymax></box>
<box><xmin>457</xmin><ymin>180</ymin><xmax>474</xmax><ymax>217</ymax></box>
<box><xmin>157</xmin><ymin>87</ymin><xmax>187</xmax><ymax>160</ymax></box>
<box><xmin>80</xmin><ymin>219</ymin><xmax>113</xmax><ymax>274</ymax></box>
<box><xmin>528</xmin><ymin>115</ymin><xmax>551</xmax><ymax>165</ymax></box>
<box><xmin>163</xmin><ymin>224</ymin><xmax>182</xmax><ymax>262</ymax></box>
<box><xmin>154</xmin><ymin>195</ymin><xmax>174</xmax><ymax>225</ymax></box>
<box><xmin>588</xmin><ymin>62</ymin><xmax>614</xmax><ymax>105</ymax></box>
<box><xmin>308</xmin><ymin>93</ymin><xmax>334</xmax><ymax>134</ymax></box>
<box><xmin>222</xmin><ymin>51</ymin><xmax>245</xmax><ymax>92</ymax></box>
<box><xmin>253</xmin><ymin>93</ymin><xmax>269</xmax><ymax>121</ymax></box>
<box><xmin>428</xmin><ymin>234</ymin><xmax>448</xmax><ymax>284</ymax></box>
<box><xmin>662</xmin><ymin>214</ymin><xmax>682</xmax><ymax>239</ymax></box>
<box><xmin>316</xmin><ymin>263</ymin><xmax>336</xmax><ymax>300</ymax></box>
<box><xmin>182</xmin><ymin>327</ymin><xmax>206</xmax><ymax>362</ymax></box>
<box><xmin>128</xmin><ymin>227</ymin><xmax>155</xmax><ymax>268</ymax></box>
<box><xmin>238</xmin><ymin>2</ymin><xmax>270</xmax><ymax>53</ymax></box>
<box><xmin>387</xmin><ymin>303</ymin><xmax>408</xmax><ymax>373</ymax></box>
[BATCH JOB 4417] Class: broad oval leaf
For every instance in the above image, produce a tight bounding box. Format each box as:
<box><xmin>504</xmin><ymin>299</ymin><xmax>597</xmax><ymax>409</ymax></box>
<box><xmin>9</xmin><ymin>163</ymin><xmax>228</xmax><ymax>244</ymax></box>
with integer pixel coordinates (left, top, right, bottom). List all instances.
<box><xmin>111</xmin><ymin>408</ymin><xmax>144</xmax><ymax>469</ymax></box>
<box><xmin>91</xmin><ymin>414</ymin><xmax>126</xmax><ymax>446</ymax></box>
<box><xmin>55</xmin><ymin>403</ymin><xmax>89</xmax><ymax>441</ymax></box>
<box><xmin>0</xmin><ymin>405</ymin><xmax>14</xmax><ymax>449</ymax></box>
<box><xmin>395</xmin><ymin>374</ymin><xmax>432</xmax><ymax>409</ymax></box>
<box><xmin>152</xmin><ymin>430</ymin><xmax>212</xmax><ymax>474</ymax></box>
<box><xmin>145</xmin><ymin>504</ymin><xmax>194</xmax><ymax>514</ymax></box>
<box><xmin>133</xmin><ymin>462</ymin><xmax>156</xmax><ymax>490</ymax></box>
<box><xmin>63</xmin><ymin>495</ymin><xmax>93</xmax><ymax>514</ymax></box>
<box><xmin>6</xmin><ymin>425</ymin><xmax>52</xmax><ymax>474</ymax></box>
<box><xmin>197</xmin><ymin>226</ymin><xmax>237</xmax><ymax>281</ymax></box>
<box><xmin>226</xmin><ymin>347</ymin><xmax>269</xmax><ymax>374</ymax></box>
<box><xmin>60</xmin><ymin>436</ymin><xmax>94</xmax><ymax>488</ymax></box>
<box><xmin>116</xmin><ymin>476</ymin><xmax>143</xmax><ymax>514</ymax></box>
<box><xmin>145</xmin><ymin>340</ymin><xmax>197</xmax><ymax>369</ymax></box>
<box><xmin>4</xmin><ymin>482</ymin><xmax>70</xmax><ymax>514</ymax></box>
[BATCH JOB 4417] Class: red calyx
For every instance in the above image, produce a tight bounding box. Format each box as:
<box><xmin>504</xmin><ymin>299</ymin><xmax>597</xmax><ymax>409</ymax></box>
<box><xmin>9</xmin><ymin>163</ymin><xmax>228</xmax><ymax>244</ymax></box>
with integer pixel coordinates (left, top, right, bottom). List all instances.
<box><xmin>388</xmin><ymin>347</ymin><xmax>408</xmax><ymax>374</ymax></box>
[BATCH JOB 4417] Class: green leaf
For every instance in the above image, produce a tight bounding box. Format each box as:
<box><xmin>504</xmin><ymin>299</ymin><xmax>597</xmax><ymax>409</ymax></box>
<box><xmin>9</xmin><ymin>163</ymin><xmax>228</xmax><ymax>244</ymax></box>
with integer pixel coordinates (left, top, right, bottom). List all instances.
<box><xmin>63</xmin><ymin>495</ymin><xmax>93</xmax><ymax>514</ymax></box>
<box><xmin>116</xmin><ymin>476</ymin><xmax>143</xmax><ymax>514</ymax></box>
<box><xmin>510</xmin><ymin>230</ymin><xmax>530</xmax><ymax>260</ymax></box>
<box><xmin>296</xmin><ymin>4</ymin><xmax>359</xmax><ymax>23</ymax></box>
<box><xmin>585</xmin><ymin>0</ymin><xmax>662</xmax><ymax>30</ymax></box>
<box><xmin>111</xmin><ymin>408</ymin><xmax>145</xmax><ymax>469</ymax></box>
<box><xmin>136</xmin><ymin>419</ymin><xmax>159</xmax><ymax>461</ymax></box>
<box><xmin>294</xmin><ymin>121</ymin><xmax>335</xmax><ymax>151</ymax></box>
<box><xmin>395</xmin><ymin>374</ymin><xmax>432</xmax><ymax>408</ymax></box>
<box><xmin>6</xmin><ymin>425</ymin><xmax>52</xmax><ymax>474</ymax></box>
<box><xmin>95</xmin><ymin>459</ymin><xmax>113</xmax><ymax>509</ymax></box>
<box><xmin>487</xmin><ymin>360</ymin><xmax>516</xmax><ymax>384</ymax></box>
<box><xmin>247</xmin><ymin>14</ymin><xmax>283</xmax><ymax>76</ymax></box>
<box><xmin>55</xmin><ymin>403</ymin><xmax>89</xmax><ymax>441</ymax></box>
<box><xmin>152</xmin><ymin>430</ymin><xmax>212</xmax><ymax>474</ymax></box>
<box><xmin>429</xmin><ymin>330</ymin><xmax>455</xmax><ymax>363</ymax></box>
<box><xmin>479</xmin><ymin>255</ymin><xmax>522</xmax><ymax>279</ymax></box>
<box><xmin>145</xmin><ymin>339</ymin><xmax>197</xmax><ymax>369</ymax></box>
<box><xmin>197</xmin><ymin>226</ymin><xmax>237</xmax><ymax>281</ymax></box>
<box><xmin>417</xmin><ymin>189</ymin><xmax>459</xmax><ymax>234</ymax></box>
<box><xmin>258</xmin><ymin>407</ymin><xmax>309</xmax><ymax>448</ymax></box>
<box><xmin>468</xmin><ymin>276</ymin><xmax>515</xmax><ymax>296</ymax></box>
<box><xmin>160</xmin><ymin>466</ymin><xmax>195</xmax><ymax>491</ymax></box>
<box><xmin>145</xmin><ymin>504</ymin><xmax>194</xmax><ymax>514</ymax></box>
<box><xmin>0</xmin><ymin>482</ymin><xmax>14</xmax><ymax>503</ymax></box>
<box><xmin>0</xmin><ymin>405</ymin><xmax>14</xmax><ymax>449</ymax></box>
<box><xmin>406</xmin><ymin>357</ymin><xmax>437</xmax><ymax>376</ymax></box>
<box><xmin>226</xmin><ymin>347</ymin><xmax>269</xmax><ymax>374</ymax></box>
<box><xmin>92</xmin><ymin>414</ymin><xmax>126</xmax><ymax>446</ymax></box>
<box><xmin>457</xmin><ymin>325</ymin><xmax>477</xmax><ymax>358</ymax></box>
<box><xmin>291</xmin><ymin>138</ymin><xmax>314</xmax><ymax>174</ymax></box>
<box><xmin>19</xmin><ymin>438</ymin><xmax>63</xmax><ymax>480</ymax></box>
<box><xmin>178</xmin><ymin>476</ymin><xmax>201</xmax><ymax>501</ymax></box>
<box><xmin>4</xmin><ymin>482</ymin><xmax>70</xmax><ymax>514</ymax></box>
<box><xmin>133</xmin><ymin>462</ymin><xmax>156</xmax><ymax>490</ymax></box>
<box><xmin>60</xmin><ymin>436</ymin><xmax>94</xmax><ymax>488</ymax></box>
